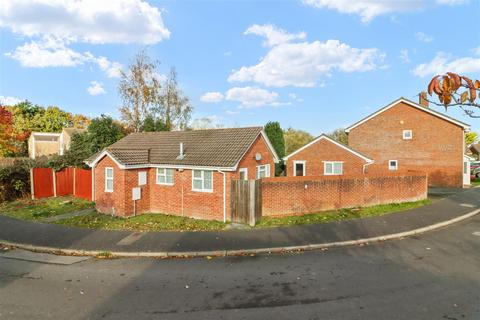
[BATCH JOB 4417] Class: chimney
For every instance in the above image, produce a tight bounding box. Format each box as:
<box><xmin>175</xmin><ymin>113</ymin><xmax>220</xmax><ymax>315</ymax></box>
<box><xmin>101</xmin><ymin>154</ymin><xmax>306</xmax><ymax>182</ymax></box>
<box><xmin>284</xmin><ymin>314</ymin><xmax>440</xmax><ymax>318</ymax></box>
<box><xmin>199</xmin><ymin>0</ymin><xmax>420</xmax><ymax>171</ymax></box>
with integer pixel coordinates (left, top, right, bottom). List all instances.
<box><xmin>419</xmin><ymin>91</ymin><xmax>429</xmax><ymax>108</ymax></box>
<box><xmin>176</xmin><ymin>142</ymin><xmax>185</xmax><ymax>160</ymax></box>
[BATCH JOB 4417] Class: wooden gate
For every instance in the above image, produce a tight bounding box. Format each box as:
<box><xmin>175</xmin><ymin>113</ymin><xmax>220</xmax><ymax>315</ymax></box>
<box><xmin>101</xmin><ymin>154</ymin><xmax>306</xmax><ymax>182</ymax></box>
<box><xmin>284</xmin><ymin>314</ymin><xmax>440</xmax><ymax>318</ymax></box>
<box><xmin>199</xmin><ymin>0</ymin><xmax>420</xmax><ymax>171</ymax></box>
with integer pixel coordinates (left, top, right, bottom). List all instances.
<box><xmin>230</xmin><ymin>179</ymin><xmax>262</xmax><ymax>226</ymax></box>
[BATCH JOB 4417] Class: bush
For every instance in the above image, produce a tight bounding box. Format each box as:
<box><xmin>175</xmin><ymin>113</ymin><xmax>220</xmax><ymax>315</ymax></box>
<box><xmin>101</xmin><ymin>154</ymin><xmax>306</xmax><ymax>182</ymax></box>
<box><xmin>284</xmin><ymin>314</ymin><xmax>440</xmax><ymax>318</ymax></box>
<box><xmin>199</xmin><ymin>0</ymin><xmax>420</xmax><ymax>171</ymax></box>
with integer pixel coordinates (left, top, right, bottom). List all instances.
<box><xmin>0</xmin><ymin>159</ymin><xmax>31</xmax><ymax>203</ymax></box>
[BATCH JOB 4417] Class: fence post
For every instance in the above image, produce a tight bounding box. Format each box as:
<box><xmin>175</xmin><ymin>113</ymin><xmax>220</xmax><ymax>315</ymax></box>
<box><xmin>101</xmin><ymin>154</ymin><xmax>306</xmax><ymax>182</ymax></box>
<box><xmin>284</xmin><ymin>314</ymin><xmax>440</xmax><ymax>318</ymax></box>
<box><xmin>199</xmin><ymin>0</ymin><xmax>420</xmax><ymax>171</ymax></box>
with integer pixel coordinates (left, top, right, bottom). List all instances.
<box><xmin>73</xmin><ymin>167</ymin><xmax>76</xmax><ymax>197</ymax></box>
<box><xmin>52</xmin><ymin>169</ymin><xmax>57</xmax><ymax>197</ymax></box>
<box><xmin>30</xmin><ymin>168</ymin><xmax>35</xmax><ymax>200</ymax></box>
<box><xmin>248</xmin><ymin>180</ymin><xmax>256</xmax><ymax>226</ymax></box>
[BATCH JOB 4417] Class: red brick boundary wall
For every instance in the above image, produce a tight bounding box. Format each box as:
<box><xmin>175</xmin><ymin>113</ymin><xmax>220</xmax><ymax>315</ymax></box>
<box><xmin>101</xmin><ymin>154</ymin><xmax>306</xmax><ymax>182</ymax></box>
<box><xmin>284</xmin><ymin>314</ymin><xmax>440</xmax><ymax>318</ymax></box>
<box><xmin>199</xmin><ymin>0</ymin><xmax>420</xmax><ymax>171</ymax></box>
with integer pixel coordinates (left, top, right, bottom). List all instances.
<box><xmin>261</xmin><ymin>171</ymin><xmax>428</xmax><ymax>217</ymax></box>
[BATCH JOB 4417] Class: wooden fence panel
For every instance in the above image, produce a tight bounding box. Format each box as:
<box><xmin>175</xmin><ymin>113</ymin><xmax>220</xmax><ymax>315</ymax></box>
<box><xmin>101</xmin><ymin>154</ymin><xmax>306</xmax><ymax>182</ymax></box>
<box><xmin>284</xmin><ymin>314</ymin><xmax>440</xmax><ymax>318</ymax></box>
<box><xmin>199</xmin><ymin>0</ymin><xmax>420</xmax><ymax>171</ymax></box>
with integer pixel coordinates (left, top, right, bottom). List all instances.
<box><xmin>74</xmin><ymin>168</ymin><xmax>92</xmax><ymax>201</ymax></box>
<box><xmin>32</xmin><ymin>168</ymin><xmax>54</xmax><ymax>199</ymax></box>
<box><xmin>55</xmin><ymin>167</ymin><xmax>74</xmax><ymax>196</ymax></box>
<box><xmin>230</xmin><ymin>179</ymin><xmax>262</xmax><ymax>225</ymax></box>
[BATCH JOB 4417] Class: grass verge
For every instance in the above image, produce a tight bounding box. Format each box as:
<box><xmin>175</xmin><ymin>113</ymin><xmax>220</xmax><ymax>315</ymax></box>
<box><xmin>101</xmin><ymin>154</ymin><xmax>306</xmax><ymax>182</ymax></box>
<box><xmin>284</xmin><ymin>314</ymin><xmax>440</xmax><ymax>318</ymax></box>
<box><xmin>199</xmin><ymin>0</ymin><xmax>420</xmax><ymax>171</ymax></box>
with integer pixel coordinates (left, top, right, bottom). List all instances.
<box><xmin>0</xmin><ymin>196</ymin><xmax>94</xmax><ymax>221</ymax></box>
<box><xmin>256</xmin><ymin>199</ymin><xmax>432</xmax><ymax>228</ymax></box>
<box><xmin>471</xmin><ymin>178</ymin><xmax>480</xmax><ymax>187</ymax></box>
<box><xmin>53</xmin><ymin>212</ymin><xmax>227</xmax><ymax>232</ymax></box>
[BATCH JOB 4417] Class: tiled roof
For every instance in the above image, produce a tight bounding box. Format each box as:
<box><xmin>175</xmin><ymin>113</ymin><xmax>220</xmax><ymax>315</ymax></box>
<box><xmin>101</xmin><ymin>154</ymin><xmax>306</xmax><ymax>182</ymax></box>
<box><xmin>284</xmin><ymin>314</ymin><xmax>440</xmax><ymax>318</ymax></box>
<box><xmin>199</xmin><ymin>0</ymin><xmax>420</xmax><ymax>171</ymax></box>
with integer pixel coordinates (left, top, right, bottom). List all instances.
<box><xmin>89</xmin><ymin>127</ymin><xmax>266</xmax><ymax>168</ymax></box>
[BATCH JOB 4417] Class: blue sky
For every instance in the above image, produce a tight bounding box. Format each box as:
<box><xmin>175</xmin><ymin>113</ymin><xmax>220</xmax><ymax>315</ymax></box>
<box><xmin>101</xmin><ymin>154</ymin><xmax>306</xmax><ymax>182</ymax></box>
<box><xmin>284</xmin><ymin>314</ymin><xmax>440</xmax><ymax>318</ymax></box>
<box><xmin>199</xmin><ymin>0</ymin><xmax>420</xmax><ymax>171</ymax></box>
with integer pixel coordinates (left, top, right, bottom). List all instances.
<box><xmin>0</xmin><ymin>0</ymin><xmax>479</xmax><ymax>135</ymax></box>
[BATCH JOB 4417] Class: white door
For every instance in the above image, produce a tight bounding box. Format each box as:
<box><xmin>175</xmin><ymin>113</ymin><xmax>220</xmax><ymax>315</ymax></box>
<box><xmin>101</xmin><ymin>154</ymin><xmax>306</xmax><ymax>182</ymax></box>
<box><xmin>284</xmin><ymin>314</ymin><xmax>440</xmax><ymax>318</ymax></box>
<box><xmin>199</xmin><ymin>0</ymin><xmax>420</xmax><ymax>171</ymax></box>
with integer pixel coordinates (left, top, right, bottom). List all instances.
<box><xmin>464</xmin><ymin>160</ymin><xmax>471</xmax><ymax>186</ymax></box>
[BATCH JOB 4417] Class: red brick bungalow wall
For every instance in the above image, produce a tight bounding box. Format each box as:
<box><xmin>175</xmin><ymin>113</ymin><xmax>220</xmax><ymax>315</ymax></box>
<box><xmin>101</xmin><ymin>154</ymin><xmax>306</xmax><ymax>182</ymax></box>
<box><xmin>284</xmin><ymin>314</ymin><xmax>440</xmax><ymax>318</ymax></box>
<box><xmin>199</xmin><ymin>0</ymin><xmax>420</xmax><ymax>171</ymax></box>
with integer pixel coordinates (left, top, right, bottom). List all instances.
<box><xmin>262</xmin><ymin>171</ymin><xmax>428</xmax><ymax>216</ymax></box>
<box><xmin>93</xmin><ymin>134</ymin><xmax>275</xmax><ymax>221</ymax></box>
<box><xmin>285</xmin><ymin>136</ymin><xmax>371</xmax><ymax>177</ymax></box>
<box><xmin>347</xmin><ymin>100</ymin><xmax>466</xmax><ymax>188</ymax></box>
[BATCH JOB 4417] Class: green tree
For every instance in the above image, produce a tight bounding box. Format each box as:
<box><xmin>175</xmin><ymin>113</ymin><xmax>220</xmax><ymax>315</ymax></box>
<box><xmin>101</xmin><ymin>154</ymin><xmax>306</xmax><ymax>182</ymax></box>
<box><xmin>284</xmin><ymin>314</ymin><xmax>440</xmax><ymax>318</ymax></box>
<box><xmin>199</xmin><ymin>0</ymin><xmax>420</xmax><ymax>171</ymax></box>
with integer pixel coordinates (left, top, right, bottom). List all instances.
<box><xmin>283</xmin><ymin>128</ymin><xmax>314</xmax><ymax>155</ymax></box>
<box><xmin>264</xmin><ymin>121</ymin><xmax>285</xmax><ymax>159</ymax></box>
<box><xmin>328</xmin><ymin>128</ymin><xmax>348</xmax><ymax>145</ymax></box>
<box><xmin>87</xmin><ymin>115</ymin><xmax>125</xmax><ymax>153</ymax></box>
<box><xmin>466</xmin><ymin>131</ymin><xmax>478</xmax><ymax>146</ymax></box>
<box><xmin>118</xmin><ymin>50</ymin><xmax>161</xmax><ymax>132</ymax></box>
<box><xmin>141</xmin><ymin>115</ymin><xmax>167</xmax><ymax>132</ymax></box>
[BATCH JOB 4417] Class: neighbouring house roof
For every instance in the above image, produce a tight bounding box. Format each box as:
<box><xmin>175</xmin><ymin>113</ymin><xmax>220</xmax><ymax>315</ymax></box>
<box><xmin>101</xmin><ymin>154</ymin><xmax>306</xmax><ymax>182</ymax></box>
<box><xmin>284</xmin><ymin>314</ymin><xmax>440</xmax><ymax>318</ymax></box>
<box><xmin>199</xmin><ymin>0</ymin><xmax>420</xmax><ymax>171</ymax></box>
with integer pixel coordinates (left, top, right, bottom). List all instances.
<box><xmin>470</xmin><ymin>143</ymin><xmax>480</xmax><ymax>155</ymax></box>
<box><xmin>86</xmin><ymin>127</ymin><xmax>280</xmax><ymax>170</ymax></box>
<box><xmin>283</xmin><ymin>134</ymin><xmax>373</xmax><ymax>162</ymax></box>
<box><xmin>344</xmin><ymin>97</ymin><xmax>470</xmax><ymax>133</ymax></box>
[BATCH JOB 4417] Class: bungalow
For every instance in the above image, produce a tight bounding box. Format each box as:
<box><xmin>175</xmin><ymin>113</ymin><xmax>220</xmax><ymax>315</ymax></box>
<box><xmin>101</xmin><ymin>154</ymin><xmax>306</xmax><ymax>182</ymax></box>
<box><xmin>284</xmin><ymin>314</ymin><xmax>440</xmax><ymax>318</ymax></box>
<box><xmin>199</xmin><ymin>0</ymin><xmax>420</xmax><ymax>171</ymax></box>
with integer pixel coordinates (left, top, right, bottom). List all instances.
<box><xmin>346</xmin><ymin>97</ymin><xmax>471</xmax><ymax>188</ymax></box>
<box><xmin>284</xmin><ymin>134</ymin><xmax>373</xmax><ymax>177</ymax></box>
<box><xmin>86</xmin><ymin>127</ymin><xmax>279</xmax><ymax>221</ymax></box>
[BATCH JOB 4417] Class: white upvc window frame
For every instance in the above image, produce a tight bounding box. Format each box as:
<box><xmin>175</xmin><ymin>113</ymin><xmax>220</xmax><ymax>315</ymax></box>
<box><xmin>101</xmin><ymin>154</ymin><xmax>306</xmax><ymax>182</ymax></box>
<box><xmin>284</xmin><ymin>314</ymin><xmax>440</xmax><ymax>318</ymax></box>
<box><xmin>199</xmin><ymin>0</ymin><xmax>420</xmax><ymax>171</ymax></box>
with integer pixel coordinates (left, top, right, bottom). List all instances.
<box><xmin>389</xmin><ymin>160</ymin><xmax>398</xmax><ymax>171</ymax></box>
<box><xmin>239</xmin><ymin>168</ymin><xmax>248</xmax><ymax>181</ymax></box>
<box><xmin>256</xmin><ymin>164</ymin><xmax>271</xmax><ymax>179</ymax></box>
<box><xmin>156</xmin><ymin>168</ymin><xmax>174</xmax><ymax>185</ymax></box>
<box><xmin>192</xmin><ymin>170</ymin><xmax>213</xmax><ymax>192</ymax></box>
<box><xmin>403</xmin><ymin>130</ymin><xmax>413</xmax><ymax>140</ymax></box>
<box><xmin>324</xmin><ymin>161</ymin><xmax>343</xmax><ymax>176</ymax></box>
<box><xmin>138</xmin><ymin>171</ymin><xmax>147</xmax><ymax>186</ymax></box>
<box><xmin>293</xmin><ymin>160</ymin><xmax>306</xmax><ymax>176</ymax></box>
<box><xmin>105</xmin><ymin>167</ymin><xmax>114</xmax><ymax>192</ymax></box>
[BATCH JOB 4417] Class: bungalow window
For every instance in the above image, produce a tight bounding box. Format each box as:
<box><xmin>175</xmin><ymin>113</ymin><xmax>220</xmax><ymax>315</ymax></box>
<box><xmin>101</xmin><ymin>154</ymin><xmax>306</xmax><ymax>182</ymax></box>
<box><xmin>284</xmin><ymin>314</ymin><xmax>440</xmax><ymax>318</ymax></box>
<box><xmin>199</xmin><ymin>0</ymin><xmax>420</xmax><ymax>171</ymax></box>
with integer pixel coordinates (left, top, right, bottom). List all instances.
<box><xmin>324</xmin><ymin>162</ymin><xmax>343</xmax><ymax>175</ymax></box>
<box><xmin>293</xmin><ymin>161</ymin><xmax>306</xmax><ymax>176</ymax></box>
<box><xmin>256</xmin><ymin>164</ymin><xmax>270</xmax><ymax>179</ymax></box>
<box><xmin>192</xmin><ymin>170</ymin><xmax>213</xmax><ymax>192</ymax></box>
<box><xmin>105</xmin><ymin>167</ymin><xmax>114</xmax><ymax>192</ymax></box>
<box><xmin>156</xmin><ymin>168</ymin><xmax>174</xmax><ymax>185</ymax></box>
<box><xmin>389</xmin><ymin>160</ymin><xmax>398</xmax><ymax>171</ymax></box>
<box><xmin>239</xmin><ymin>168</ymin><xmax>248</xmax><ymax>180</ymax></box>
<box><xmin>403</xmin><ymin>130</ymin><xmax>413</xmax><ymax>140</ymax></box>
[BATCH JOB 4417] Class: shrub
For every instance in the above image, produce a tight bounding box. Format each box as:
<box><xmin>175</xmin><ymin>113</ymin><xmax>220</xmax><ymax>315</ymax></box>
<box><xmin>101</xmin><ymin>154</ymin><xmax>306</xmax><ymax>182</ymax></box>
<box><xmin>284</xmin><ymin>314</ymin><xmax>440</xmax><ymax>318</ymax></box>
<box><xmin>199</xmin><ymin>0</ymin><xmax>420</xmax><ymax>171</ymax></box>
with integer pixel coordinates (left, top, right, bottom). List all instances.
<box><xmin>0</xmin><ymin>159</ymin><xmax>31</xmax><ymax>203</ymax></box>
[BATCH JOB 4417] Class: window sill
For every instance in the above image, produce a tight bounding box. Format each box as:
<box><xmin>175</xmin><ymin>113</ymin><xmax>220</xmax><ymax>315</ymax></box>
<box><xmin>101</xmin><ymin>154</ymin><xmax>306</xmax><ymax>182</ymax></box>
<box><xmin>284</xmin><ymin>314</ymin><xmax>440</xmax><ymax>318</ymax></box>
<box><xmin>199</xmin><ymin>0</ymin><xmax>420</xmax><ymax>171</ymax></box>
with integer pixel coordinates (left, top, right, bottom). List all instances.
<box><xmin>156</xmin><ymin>182</ymin><xmax>174</xmax><ymax>186</ymax></box>
<box><xmin>192</xmin><ymin>188</ymin><xmax>213</xmax><ymax>193</ymax></box>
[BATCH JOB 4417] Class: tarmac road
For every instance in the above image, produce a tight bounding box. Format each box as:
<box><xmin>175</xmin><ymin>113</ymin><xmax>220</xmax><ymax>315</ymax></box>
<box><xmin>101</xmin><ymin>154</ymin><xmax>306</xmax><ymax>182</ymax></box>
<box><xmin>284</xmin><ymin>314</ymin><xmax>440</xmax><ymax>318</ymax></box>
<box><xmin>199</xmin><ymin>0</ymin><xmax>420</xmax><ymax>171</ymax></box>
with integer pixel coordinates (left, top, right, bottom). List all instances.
<box><xmin>1</xmin><ymin>215</ymin><xmax>479</xmax><ymax>320</ymax></box>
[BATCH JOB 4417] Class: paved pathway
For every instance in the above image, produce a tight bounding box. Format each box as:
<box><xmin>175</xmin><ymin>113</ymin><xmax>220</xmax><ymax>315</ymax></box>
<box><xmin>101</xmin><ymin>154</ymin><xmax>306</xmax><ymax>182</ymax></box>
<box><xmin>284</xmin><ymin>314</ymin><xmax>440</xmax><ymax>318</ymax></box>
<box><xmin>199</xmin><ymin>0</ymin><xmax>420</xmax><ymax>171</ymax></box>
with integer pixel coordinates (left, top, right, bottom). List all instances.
<box><xmin>0</xmin><ymin>188</ymin><xmax>479</xmax><ymax>254</ymax></box>
<box><xmin>42</xmin><ymin>208</ymin><xmax>95</xmax><ymax>222</ymax></box>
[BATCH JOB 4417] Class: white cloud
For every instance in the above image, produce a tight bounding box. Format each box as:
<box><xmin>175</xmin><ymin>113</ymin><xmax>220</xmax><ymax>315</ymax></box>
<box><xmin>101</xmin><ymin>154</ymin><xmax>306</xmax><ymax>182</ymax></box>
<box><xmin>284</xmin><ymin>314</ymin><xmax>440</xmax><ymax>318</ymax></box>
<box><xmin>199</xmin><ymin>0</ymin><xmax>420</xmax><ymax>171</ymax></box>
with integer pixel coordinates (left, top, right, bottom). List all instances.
<box><xmin>95</xmin><ymin>56</ymin><xmax>123</xmax><ymax>78</ymax></box>
<box><xmin>200</xmin><ymin>92</ymin><xmax>224</xmax><ymax>103</ymax></box>
<box><xmin>302</xmin><ymin>0</ymin><xmax>424</xmax><ymax>23</ymax></box>
<box><xmin>6</xmin><ymin>36</ymin><xmax>124</xmax><ymax>78</ymax></box>
<box><xmin>0</xmin><ymin>95</ymin><xmax>22</xmax><ymax>105</ymax></box>
<box><xmin>87</xmin><ymin>81</ymin><xmax>106</xmax><ymax>95</ymax></box>
<box><xmin>399</xmin><ymin>49</ymin><xmax>410</xmax><ymax>63</ymax></box>
<box><xmin>6</xmin><ymin>37</ymin><xmax>89</xmax><ymax>67</ymax></box>
<box><xmin>225</xmin><ymin>87</ymin><xmax>279</xmax><ymax>108</ymax></box>
<box><xmin>245</xmin><ymin>24</ymin><xmax>306</xmax><ymax>47</ymax></box>
<box><xmin>0</xmin><ymin>0</ymin><xmax>170</xmax><ymax>44</ymax></box>
<box><xmin>415</xmin><ymin>32</ymin><xmax>434</xmax><ymax>43</ymax></box>
<box><xmin>225</xmin><ymin>110</ymin><xmax>240</xmax><ymax>115</ymax></box>
<box><xmin>412</xmin><ymin>52</ymin><xmax>480</xmax><ymax>77</ymax></box>
<box><xmin>472</xmin><ymin>47</ymin><xmax>480</xmax><ymax>55</ymax></box>
<box><xmin>229</xmin><ymin>26</ymin><xmax>384</xmax><ymax>88</ymax></box>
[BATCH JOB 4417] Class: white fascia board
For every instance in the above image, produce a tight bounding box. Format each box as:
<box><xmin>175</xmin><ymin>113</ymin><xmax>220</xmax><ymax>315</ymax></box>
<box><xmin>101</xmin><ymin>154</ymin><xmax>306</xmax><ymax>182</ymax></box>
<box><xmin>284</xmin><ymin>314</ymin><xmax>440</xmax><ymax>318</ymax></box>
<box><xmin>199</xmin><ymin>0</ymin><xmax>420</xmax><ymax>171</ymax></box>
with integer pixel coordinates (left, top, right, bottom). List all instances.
<box><xmin>284</xmin><ymin>134</ymin><xmax>373</xmax><ymax>163</ymax></box>
<box><xmin>345</xmin><ymin>98</ymin><xmax>470</xmax><ymax>133</ymax></box>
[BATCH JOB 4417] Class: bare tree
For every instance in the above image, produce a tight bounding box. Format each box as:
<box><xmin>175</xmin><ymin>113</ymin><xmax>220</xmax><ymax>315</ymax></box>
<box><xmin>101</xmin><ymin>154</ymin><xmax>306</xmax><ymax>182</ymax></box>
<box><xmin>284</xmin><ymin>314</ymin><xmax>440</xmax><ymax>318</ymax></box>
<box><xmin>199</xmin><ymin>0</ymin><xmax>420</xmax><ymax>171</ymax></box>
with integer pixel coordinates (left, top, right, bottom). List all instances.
<box><xmin>118</xmin><ymin>51</ymin><xmax>161</xmax><ymax>132</ymax></box>
<box><xmin>155</xmin><ymin>68</ymin><xmax>193</xmax><ymax>130</ymax></box>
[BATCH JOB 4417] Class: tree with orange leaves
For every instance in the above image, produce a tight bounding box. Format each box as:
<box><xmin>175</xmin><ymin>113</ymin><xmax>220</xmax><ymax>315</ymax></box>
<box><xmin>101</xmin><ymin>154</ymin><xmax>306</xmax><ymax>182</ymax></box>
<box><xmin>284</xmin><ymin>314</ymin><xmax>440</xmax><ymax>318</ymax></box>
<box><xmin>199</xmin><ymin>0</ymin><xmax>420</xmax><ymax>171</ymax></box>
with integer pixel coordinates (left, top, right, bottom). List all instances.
<box><xmin>427</xmin><ymin>72</ymin><xmax>480</xmax><ymax>118</ymax></box>
<box><xmin>0</xmin><ymin>106</ymin><xmax>26</xmax><ymax>157</ymax></box>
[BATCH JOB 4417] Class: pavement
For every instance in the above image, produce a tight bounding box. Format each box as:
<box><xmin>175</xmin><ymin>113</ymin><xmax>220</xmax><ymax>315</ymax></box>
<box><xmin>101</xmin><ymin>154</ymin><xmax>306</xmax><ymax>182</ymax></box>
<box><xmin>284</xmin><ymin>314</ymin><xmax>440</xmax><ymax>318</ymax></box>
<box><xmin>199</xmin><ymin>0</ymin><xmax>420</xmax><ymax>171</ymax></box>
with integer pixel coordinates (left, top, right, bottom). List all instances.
<box><xmin>0</xmin><ymin>187</ymin><xmax>479</xmax><ymax>256</ymax></box>
<box><xmin>1</xmin><ymin>213</ymin><xmax>480</xmax><ymax>319</ymax></box>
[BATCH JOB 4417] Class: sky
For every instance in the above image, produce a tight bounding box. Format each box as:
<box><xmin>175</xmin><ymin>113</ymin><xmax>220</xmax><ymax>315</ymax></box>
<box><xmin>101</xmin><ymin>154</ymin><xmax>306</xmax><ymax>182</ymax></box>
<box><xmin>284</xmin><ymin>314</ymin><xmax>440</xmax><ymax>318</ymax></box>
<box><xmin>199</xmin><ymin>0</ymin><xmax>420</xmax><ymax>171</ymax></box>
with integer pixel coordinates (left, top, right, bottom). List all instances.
<box><xmin>0</xmin><ymin>0</ymin><xmax>479</xmax><ymax>135</ymax></box>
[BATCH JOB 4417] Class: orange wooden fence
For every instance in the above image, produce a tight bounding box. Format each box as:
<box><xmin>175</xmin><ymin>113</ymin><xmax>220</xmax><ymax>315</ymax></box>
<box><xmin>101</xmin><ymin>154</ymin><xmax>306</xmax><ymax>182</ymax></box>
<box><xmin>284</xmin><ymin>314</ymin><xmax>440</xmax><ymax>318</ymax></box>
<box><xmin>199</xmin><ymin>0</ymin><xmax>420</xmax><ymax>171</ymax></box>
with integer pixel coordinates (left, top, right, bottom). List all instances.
<box><xmin>31</xmin><ymin>167</ymin><xmax>92</xmax><ymax>201</ymax></box>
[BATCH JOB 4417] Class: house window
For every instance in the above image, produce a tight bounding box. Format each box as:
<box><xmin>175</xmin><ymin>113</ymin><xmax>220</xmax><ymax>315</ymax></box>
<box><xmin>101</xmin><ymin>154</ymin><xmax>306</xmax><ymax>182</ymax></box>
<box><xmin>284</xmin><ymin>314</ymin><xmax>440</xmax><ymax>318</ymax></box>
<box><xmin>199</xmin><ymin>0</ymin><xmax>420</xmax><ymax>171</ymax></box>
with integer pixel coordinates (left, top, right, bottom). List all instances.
<box><xmin>256</xmin><ymin>164</ymin><xmax>270</xmax><ymax>179</ymax></box>
<box><xmin>138</xmin><ymin>171</ymin><xmax>147</xmax><ymax>186</ymax></box>
<box><xmin>239</xmin><ymin>168</ymin><xmax>248</xmax><ymax>180</ymax></box>
<box><xmin>403</xmin><ymin>130</ymin><xmax>413</xmax><ymax>140</ymax></box>
<box><xmin>105</xmin><ymin>167</ymin><xmax>114</xmax><ymax>192</ymax></box>
<box><xmin>324</xmin><ymin>162</ymin><xmax>343</xmax><ymax>175</ymax></box>
<box><xmin>156</xmin><ymin>168</ymin><xmax>174</xmax><ymax>185</ymax></box>
<box><xmin>293</xmin><ymin>161</ymin><xmax>306</xmax><ymax>176</ymax></box>
<box><xmin>192</xmin><ymin>170</ymin><xmax>213</xmax><ymax>192</ymax></box>
<box><xmin>389</xmin><ymin>160</ymin><xmax>398</xmax><ymax>170</ymax></box>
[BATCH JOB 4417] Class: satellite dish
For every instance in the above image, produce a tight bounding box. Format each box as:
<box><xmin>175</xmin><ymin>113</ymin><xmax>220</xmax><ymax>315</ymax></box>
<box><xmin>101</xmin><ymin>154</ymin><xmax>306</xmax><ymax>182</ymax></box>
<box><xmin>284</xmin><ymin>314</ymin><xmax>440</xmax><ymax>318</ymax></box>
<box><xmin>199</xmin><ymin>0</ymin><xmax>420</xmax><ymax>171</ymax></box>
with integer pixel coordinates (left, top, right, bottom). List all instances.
<box><xmin>255</xmin><ymin>153</ymin><xmax>262</xmax><ymax>161</ymax></box>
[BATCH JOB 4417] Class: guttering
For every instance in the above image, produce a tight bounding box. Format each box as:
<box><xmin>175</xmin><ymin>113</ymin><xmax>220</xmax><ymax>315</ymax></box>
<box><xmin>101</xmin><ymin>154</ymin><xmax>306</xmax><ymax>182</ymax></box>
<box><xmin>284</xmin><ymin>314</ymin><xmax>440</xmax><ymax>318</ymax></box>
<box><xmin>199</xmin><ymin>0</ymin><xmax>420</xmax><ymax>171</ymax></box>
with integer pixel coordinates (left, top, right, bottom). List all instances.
<box><xmin>217</xmin><ymin>170</ymin><xmax>227</xmax><ymax>223</ymax></box>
